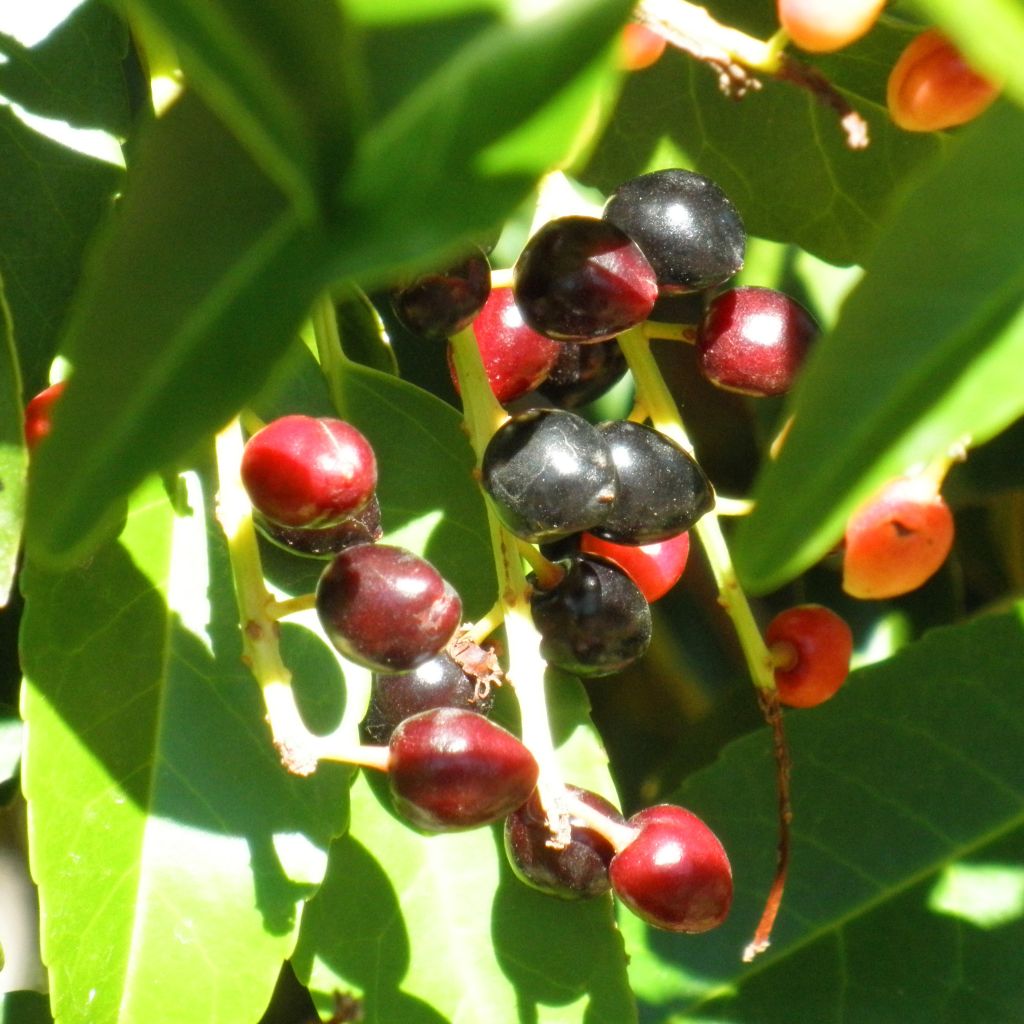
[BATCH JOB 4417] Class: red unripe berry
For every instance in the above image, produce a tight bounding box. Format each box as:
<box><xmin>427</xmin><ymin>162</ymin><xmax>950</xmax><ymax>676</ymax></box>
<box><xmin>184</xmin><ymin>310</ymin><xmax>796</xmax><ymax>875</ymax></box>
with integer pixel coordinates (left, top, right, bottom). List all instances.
<box><xmin>579</xmin><ymin>530</ymin><xmax>690</xmax><ymax>602</ymax></box>
<box><xmin>619</xmin><ymin>23</ymin><xmax>667</xmax><ymax>71</ymax></box>
<box><xmin>241</xmin><ymin>415</ymin><xmax>377</xmax><ymax>529</ymax></box>
<box><xmin>777</xmin><ymin>0</ymin><xmax>886</xmax><ymax>53</ymax></box>
<box><xmin>766</xmin><ymin>604</ymin><xmax>853</xmax><ymax>709</ymax></box>
<box><xmin>24</xmin><ymin>381</ymin><xmax>66</xmax><ymax>451</ymax></box>
<box><xmin>448</xmin><ymin>287</ymin><xmax>561</xmax><ymax>404</ymax></box>
<box><xmin>887</xmin><ymin>29</ymin><xmax>999</xmax><ymax>132</ymax></box>
<box><xmin>609</xmin><ymin>804</ymin><xmax>732</xmax><ymax>933</ymax></box>
<box><xmin>842</xmin><ymin>476</ymin><xmax>954</xmax><ymax>599</ymax></box>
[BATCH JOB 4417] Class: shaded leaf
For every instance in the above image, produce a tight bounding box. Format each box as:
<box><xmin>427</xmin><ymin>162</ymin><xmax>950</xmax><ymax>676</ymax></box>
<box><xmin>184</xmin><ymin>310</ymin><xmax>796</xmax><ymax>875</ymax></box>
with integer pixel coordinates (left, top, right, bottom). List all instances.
<box><xmin>0</xmin><ymin>991</ymin><xmax>52</xmax><ymax>1024</ymax></box>
<box><xmin>734</xmin><ymin>100</ymin><xmax>1024</xmax><ymax>592</ymax></box>
<box><xmin>0</xmin><ymin>276</ymin><xmax>25</xmax><ymax>605</ymax></box>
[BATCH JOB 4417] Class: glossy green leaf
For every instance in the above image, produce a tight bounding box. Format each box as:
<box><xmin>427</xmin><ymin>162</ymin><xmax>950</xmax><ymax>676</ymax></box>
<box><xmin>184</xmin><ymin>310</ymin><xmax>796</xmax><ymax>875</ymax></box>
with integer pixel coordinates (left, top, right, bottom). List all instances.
<box><xmin>293</xmin><ymin>674</ymin><xmax>637</xmax><ymax>1024</ymax></box>
<box><xmin>24</xmin><ymin>91</ymin><xmax>325</xmax><ymax>566</ymax></box>
<box><xmin>123</xmin><ymin>0</ymin><xmax>358</xmax><ymax>215</ymax></box>
<box><xmin>0</xmin><ymin>105</ymin><xmax>122</xmax><ymax>397</ymax></box>
<box><xmin>0</xmin><ymin>276</ymin><xmax>25</xmax><ymax>605</ymax></box>
<box><xmin>0</xmin><ymin>0</ymin><xmax>131</xmax><ymax>135</ymax></box>
<box><xmin>620</xmin><ymin>603</ymin><xmax>1024</xmax><ymax>1024</ymax></box>
<box><xmin>581</xmin><ymin>14</ymin><xmax>943</xmax><ymax>265</ymax></box>
<box><xmin>734</xmin><ymin>100</ymin><xmax>1024</xmax><ymax>592</ymax></box>
<box><xmin>20</xmin><ymin>469</ymin><xmax>352</xmax><ymax>1024</ymax></box>
<box><xmin>914</xmin><ymin>0</ymin><xmax>1024</xmax><ymax>108</ymax></box>
<box><xmin>334</xmin><ymin>284</ymin><xmax>399</xmax><ymax>376</ymax></box>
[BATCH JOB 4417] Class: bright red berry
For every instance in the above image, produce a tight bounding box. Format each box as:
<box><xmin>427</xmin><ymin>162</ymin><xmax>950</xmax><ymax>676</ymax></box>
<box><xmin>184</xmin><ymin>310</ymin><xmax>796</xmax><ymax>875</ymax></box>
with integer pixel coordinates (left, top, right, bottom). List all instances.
<box><xmin>241</xmin><ymin>415</ymin><xmax>377</xmax><ymax>530</ymax></box>
<box><xmin>842</xmin><ymin>475</ymin><xmax>955</xmax><ymax>599</ymax></box>
<box><xmin>887</xmin><ymin>29</ymin><xmax>999</xmax><ymax>132</ymax></box>
<box><xmin>619</xmin><ymin>23</ymin><xmax>667</xmax><ymax>71</ymax></box>
<box><xmin>765</xmin><ymin>604</ymin><xmax>853</xmax><ymax>709</ymax></box>
<box><xmin>24</xmin><ymin>381</ymin><xmax>66</xmax><ymax>451</ymax></box>
<box><xmin>579</xmin><ymin>530</ymin><xmax>690</xmax><ymax>602</ymax></box>
<box><xmin>777</xmin><ymin>0</ymin><xmax>885</xmax><ymax>53</ymax></box>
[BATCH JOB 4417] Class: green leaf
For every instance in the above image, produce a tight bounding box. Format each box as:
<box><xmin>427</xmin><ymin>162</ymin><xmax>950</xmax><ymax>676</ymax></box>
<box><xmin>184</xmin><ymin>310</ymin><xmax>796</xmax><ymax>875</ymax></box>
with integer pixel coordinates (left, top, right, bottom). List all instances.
<box><xmin>734</xmin><ymin>100</ymin><xmax>1024</xmax><ymax>592</ymax></box>
<box><xmin>0</xmin><ymin>991</ymin><xmax>52</xmax><ymax>1024</ymax></box>
<box><xmin>580</xmin><ymin>17</ymin><xmax>943</xmax><ymax>265</ymax></box>
<box><xmin>333</xmin><ymin>284</ymin><xmax>399</xmax><ymax>376</ymax></box>
<box><xmin>0</xmin><ymin>0</ymin><xmax>132</xmax><ymax>135</ymax></box>
<box><xmin>123</xmin><ymin>0</ymin><xmax>358</xmax><ymax>215</ymax></box>
<box><xmin>24</xmin><ymin>91</ymin><xmax>325</xmax><ymax>566</ymax></box>
<box><xmin>20</xmin><ymin>466</ymin><xmax>352</xmax><ymax>1024</ymax></box>
<box><xmin>621</xmin><ymin>604</ymin><xmax>1024</xmax><ymax>1024</ymax></box>
<box><xmin>293</xmin><ymin>675</ymin><xmax>637</xmax><ymax>1024</ymax></box>
<box><xmin>913</xmin><ymin>0</ymin><xmax>1024</xmax><ymax>108</ymax></box>
<box><xmin>0</xmin><ymin>104</ymin><xmax>122</xmax><ymax>397</ymax></box>
<box><xmin>0</xmin><ymin>276</ymin><xmax>25</xmax><ymax>606</ymax></box>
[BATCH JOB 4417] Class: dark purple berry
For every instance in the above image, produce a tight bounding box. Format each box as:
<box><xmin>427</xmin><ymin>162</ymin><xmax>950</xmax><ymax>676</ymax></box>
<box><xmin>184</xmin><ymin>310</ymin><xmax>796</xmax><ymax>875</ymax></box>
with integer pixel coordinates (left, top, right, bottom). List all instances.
<box><xmin>241</xmin><ymin>415</ymin><xmax>377</xmax><ymax>529</ymax></box>
<box><xmin>609</xmin><ymin>804</ymin><xmax>732</xmax><ymax>933</ymax></box>
<box><xmin>254</xmin><ymin>495</ymin><xmax>383</xmax><ymax>558</ymax></box>
<box><xmin>593</xmin><ymin>421</ymin><xmax>714</xmax><ymax>544</ymax></box>
<box><xmin>697</xmin><ymin>286</ymin><xmax>818</xmax><ymax>396</ymax></box>
<box><xmin>504</xmin><ymin>786</ymin><xmax>624</xmax><ymax>899</ymax></box>
<box><xmin>391</xmin><ymin>247</ymin><xmax>491</xmax><ymax>339</ymax></box>
<box><xmin>513</xmin><ymin>216</ymin><xmax>658</xmax><ymax>342</ymax></box>
<box><xmin>388</xmin><ymin>708</ymin><xmax>538</xmax><ymax>832</ymax></box>
<box><xmin>316</xmin><ymin>544</ymin><xmax>462</xmax><ymax>672</ymax></box>
<box><xmin>603</xmin><ymin>169</ymin><xmax>745</xmax><ymax>294</ymax></box>
<box><xmin>530</xmin><ymin>554</ymin><xmax>652</xmax><ymax>677</ymax></box>
<box><xmin>360</xmin><ymin>651</ymin><xmax>494</xmax><ymax>745</ymax></box>
<box><xmin>481</xmin><ymin>409</ymin><xmax>617</xmax><ymax>543</ymax></box>
<box><xmin>534</xmin><ymin>338</ymin><xmax>629</xmax><ymax>409</ymax></box>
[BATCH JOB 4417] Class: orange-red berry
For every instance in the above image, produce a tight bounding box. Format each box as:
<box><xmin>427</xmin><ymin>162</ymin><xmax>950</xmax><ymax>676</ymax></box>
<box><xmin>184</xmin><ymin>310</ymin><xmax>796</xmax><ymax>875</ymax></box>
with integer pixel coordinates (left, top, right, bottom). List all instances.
<box><xmin>777</xmin><ymin>0</ymin><xmax>886</xmax><ymax>53</ymax></box>
<box><xmin>766</xmin><ymin>604</ymin><xmax>853</xmax><ymax>709</ymax></box>
<box><xmin>619</xmin><ymin>23</ymin><xmax>667</xmax><ymax>71</ymax></box>
<box><xmin>23</xmin><ymin>381</ymin><xmax>66</xmax><ymax>451</ymax></box>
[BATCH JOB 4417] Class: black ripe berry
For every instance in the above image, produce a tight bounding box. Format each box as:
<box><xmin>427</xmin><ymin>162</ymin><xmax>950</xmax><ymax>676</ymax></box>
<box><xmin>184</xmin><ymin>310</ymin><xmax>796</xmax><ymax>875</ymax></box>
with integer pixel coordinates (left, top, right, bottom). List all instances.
<box><xmin>481</xmin><ymin>409</ymin><xmax>617</xmax><ymax>543</ymax></box>
<box><xmin>504</xmin><ymin>786</ymin><xmax>624</xmax><ymax>899</ymax></box>
<box><xmin>697</xmin><ymin>286</ymin><xmax>818</xmax><ymax>396</ymax></box>
<box><xmin>360</xmin><ymin>651</ymin><xmax>494</xmax><ymax>745</ymax></box>
<box><xmin>603</xmin><ymin>169</ymin><xmax>746</xmax><ymax>294</ymax></box>
<box><xmin>391</xmin><ymin>246</ymin><xmax>491</xmax><ymax>339</ymax></box>
<box><xmin>316</xmin><ymin>544</ymin><xmax>462</xmax><ymax>672</ymax></box>
<box><xmin>534</xmin><ymin>338</ymin><xmax>629</xmax><ymax>409</ymax></box>
<box><xmin>594</xmin><ymin>421</ymin><xmax>714</xmax><ymax>544</ymax></box>
<box><xmin>530</xmin><ymin>554</ymin><xmax>652</xmax><ymax>677</ymax></box>
<box><xmin>254</xmin><ymin>496</ymin><xmax>383</xmax><ymax>559</ymax></box>
<box><xmin>513</xmin><ymin>216</ymin><xmax>658</xmax><ymax>342</ymax></box>
<box><xmin>388</xmin><ymin>708</ymin><xmax>538</xmax><ymax>832</ymax></box>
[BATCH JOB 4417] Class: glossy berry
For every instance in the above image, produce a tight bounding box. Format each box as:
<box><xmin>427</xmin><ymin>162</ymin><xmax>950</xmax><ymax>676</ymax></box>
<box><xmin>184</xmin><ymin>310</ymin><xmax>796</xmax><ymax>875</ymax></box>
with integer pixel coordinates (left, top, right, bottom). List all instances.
<box><xmin>316</xmin><ymin>544</ymin><xmax>462</xmax><ymax>672</ymax></box>
<box><xmin>448</xmin><ymin>287</ymin><xmax>560</xmax><ymax>403</ymax></box>
<box><xmin>842</xmin><ymin>476</ymin><xmax>954</xmax><ymax>599</ymax></box>
<box><xmin>388</xmin><ymin>708</ymin><xmax>538</xmax><ymax>832</ymax></box>
<box><xmin>619</xmin><ymin>23</ymin><xmax>667</xmax><ymax>70</ymax></box>
<box><xmin>254</xmin><ymin>496</ymin><xmax>382</xmax><ymax>559</ymax></box>
<box><xmin>697</xmin><ymin>286</ymin><xmax>818</xmax><ymax>397</ymax></box>
<box><xmin>887</xmin><ymin>29</ymin><xmax>999</xmax><ymax>132</ymax></box>
<box><xmin>534</xmin><ymin>338</ymin><xmax>629</xmax><ymax>409</ymax></box>
<box><xmin>594</xmin><ymin>421</ymin><xmax>714</xmax><ymax>544</ymax></box>
<box><xmin>603</xmin><ymin>169</ymin><xmax>745</xmax><ymax>294</ymax></box>
<box><xmin>504</xmin><ymin>786</ymin><xmax>624</xmax><ymax>899</ymax></box>
<box><xmin>777</xmin><ymin>0</ymin><xmax>886</xmax><ymax>53</ymax></box>
<box><xmin>513</xmin><ymin>216</ymin><xmax>658</xmax><ymax>342</ymax></box>
<box><xmin>766</xmin><ymin>604</ymin><xmax>853</xmax><ymax>708</ymax></box>
<box><xmin>530</xmin><ymin>554</ymin><xmax>652</xmax><ymax>677</ymax></box>
<box><xmin>580</xmin><ymin>530</ymin><xmax>690</xmax><ymax>603</ymax></box>
<box><xmin>360</xmin><ymin>651</ymin><xmax>494</xmax><ymax>746</ymax></box>
<box><xmin>391</xmin><ymin>246</ymin><xmax>491</xmax><ymax>339</ymax></box>
<box><xmin>609</xmin><ymin>804</ymin><xmax>732</xmax><ymax>933</ymax></box>
<box><xmin>241</xmin><ymin>415</ymin><xmax>377</xmax><ymax>529</ymax></box>
<box><xmin>481</xmin><ymin>409</ymin><xmax>617</xmax><ymax>543</ymax></box>
<box><xmin>23</xmin><ymin>381</ymin><xmax>66</xmax><ymax>451</ymax></box>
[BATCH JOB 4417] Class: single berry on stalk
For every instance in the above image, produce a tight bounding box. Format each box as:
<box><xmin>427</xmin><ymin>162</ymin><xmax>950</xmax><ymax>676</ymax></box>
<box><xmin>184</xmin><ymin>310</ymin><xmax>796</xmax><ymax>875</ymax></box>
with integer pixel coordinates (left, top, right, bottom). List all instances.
<box><xmin>697</xmin><ymin>286</ymin><xmax>818</xmax><ymax>397</ymax></box>
<box><xmin>530</xmin><ymin>554</ymin><xmax>652</xmax><ymax>677</ymax></box>
<box><xmin>254</xmin><ymin>496</ymin><xmax>382</xmax><ymax>559</ymax></box>
<box><xmin>609</xmin><ymin>804</ymin><xmax>732</xmax><ymax>933</ymax></box>
<box><xmin>766</xmin><ymin>604</ymin><xmax>853</xmax><ymax>708</ymax></box>
<box><xmin>580</xmin><ymin>530</ymin><xmax>690</xmax><ymax>603</ymax></box>
<box><xmin>513</xmin><ymin>216</ymin><xmax>658</xmax><ymax>342</ymax></box>
<box><xmin>391</xmin><ymin>246</ymin><xmax>492</xmax><ymax>339</ymax></box>
<box><xmin>593</xmin><ymin>421</ymin><xmax>714</xmax><ymax>544</ymax></box>
<box><xmin>241</xmin><ymin>415</ymin><xmax>377</xmax><ymax>530</ymax></box>
<box><xmin>448</xmin><ymin>287</ymin><xmax>560</xmax><ymax>404</ymax></box>
<box><xmin>505</xmin><ymin>786</ymin><xmax>625</xmax><ymax>899</ymax></box>
<box><xmin>603</xmin><ymin>169</ymin><xmax>745</xmax><ymax>294</ymax></box>
<box><xmin>388</xmin><ymin>708</ymin><xmax>538</xmax><ymax>832</ymax></box>
<box><xmin>23</xmin><ymin>380</ymin><xmax>66</xmax><ymax>451</ymax></box>
<box><xmin>481</xmin><ymin>409</ymin><xmax>617</xmax><ymax>543</ymax></box>
<box><xmin>360</xmin><ymin>651</ymin><xmax>494</xmax><ymax>745</ymax></box>
<box><xmin>316</xmin><ymin>544</ymin><xmax>462</xmax><ymax>672</ymax></box>
<box><xmin>777</xmin><ymin>0</ymin><xmax>886</xmax><ymax>53</ymax></box>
